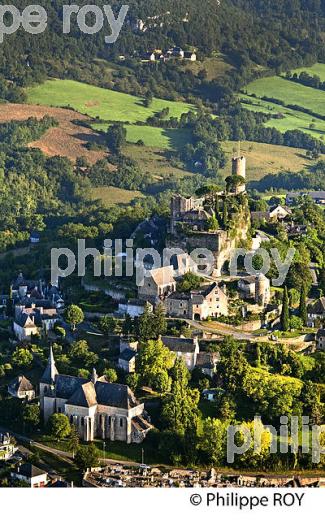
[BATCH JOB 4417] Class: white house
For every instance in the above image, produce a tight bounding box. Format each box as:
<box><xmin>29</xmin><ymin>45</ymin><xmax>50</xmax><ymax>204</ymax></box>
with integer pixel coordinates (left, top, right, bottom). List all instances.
<box><xmin>11</xmin><ymin>463</ymin><xmax>48</xmax><ymax>488</ymax></box>
<box><xmin>0</xmin><ymin>433</ymin><xmax>17</xmax><ymax>461</ymax></box>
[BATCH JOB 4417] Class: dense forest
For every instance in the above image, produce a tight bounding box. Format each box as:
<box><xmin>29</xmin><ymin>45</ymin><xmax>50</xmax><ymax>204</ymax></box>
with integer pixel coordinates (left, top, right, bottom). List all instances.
<box><xmin>1</xmin><ymin>0</ymin><xmax>325</xmax><ymax>101</ymax></box>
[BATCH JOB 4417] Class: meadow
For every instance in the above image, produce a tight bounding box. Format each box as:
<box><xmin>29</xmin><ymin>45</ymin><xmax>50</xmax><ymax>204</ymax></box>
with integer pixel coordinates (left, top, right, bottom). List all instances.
<box><xmin>245</xmin><ymin>76</ymin><xmax>325</xmax><ymax>117</ymax></box>
<box><xmin>240</xmin><ymin>93</ymin><xmax>325</xmax><ymax>138</ymax></box>
<box><xmin>90</xmin><ymin>186</ymin><xmax>144</xmax><ymax>206</ymax></box>
<box><xmin>290</xmin><ymin>62</ymin><xmax>325</xmax><ymax>80</ymax></box>
<box><xmin>27</xmin><ymin>79</ymin><xmax>195</xmax><ymax>124</ymax></box>
<box><xmin>221</xmin><ymin>141</ymin><xmax>324</xmax><ymax>181</ymax></box>
<box><xmin>92</xmin><ymin>123</ymin><xmax>192</xmax><ymax>150</ymax></box>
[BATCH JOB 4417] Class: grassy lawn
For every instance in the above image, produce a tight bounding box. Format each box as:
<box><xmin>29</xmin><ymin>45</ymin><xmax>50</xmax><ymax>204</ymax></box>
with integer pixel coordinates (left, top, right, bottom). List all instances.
<box><xmin>290</xmin><ymin>62</ymin><xmax>325</xmax><ymax>81</ymax></box>
<box><xmin>245</xmin><ymin>76</ymin><xmax>325</xmax><ymax>117</ymax></box>
<box><xmin>90</xmin><ymin>186</ymin><xmax>144</xmax><ymax>206</ymax></box>
<box><xmin>27</xmin><ymin>79</ymin><xmax>195</xmax><ymax>124</ymax></box>
<box><xmin>92</xmin><ymin>123</ymin><xmax>192</xmax><ymax>150</ymax></box>
<box><xmin>221</xmin><ymin>140</ymin><xmax>324</xmax><ymax>180</ymax></box>
<box><xmin>124</xmin><ymin>144</ymin><xmax>194</xmax><ymax>180</ymax></box>
<box><xmin>240</xmin><ymin>93</ymin><xmax>325</xmax><ymax>138</ymax></box>
<box><xmin>183</xmin><ymin>53</ymin><xmax>234</xmax><ymax>81</ymax></box>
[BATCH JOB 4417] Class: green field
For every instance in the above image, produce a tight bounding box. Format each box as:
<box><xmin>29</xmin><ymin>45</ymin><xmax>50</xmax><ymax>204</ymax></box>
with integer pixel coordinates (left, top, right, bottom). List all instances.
<box><xmin>27</xmin><ymin>79</ymin><xmax>195</xmax><ymax>124</ymax></box>
<box><xmin>92</xmin><ymin>123</ymin><xmax>192</xmax><ymax>150</ymax></box>
<box><xmin>291</xmin><ymin>62</ymin><xmax>325</xmax><ymax>81</ymax></box>
<box><xmin>245</xmin><ymin>76</ymin><xmax>325</xmax><ymax>116</ymax></box>
<box><xmin>241</xmin><ymin>93</ymin><xmax>325</xmax><ymax>138</ymax></box>
<box><xmin>90</xmin><ymin>186</ymin><xmax>144</xmax><ymax>206</ymax></box>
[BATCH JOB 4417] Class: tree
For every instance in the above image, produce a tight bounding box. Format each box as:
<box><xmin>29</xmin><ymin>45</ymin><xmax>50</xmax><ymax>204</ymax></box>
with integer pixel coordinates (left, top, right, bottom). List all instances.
<box><xmin>22</xmin><ymin>404</ymin><xmax>40</xmax><ymax>429</ymax></box>
<box><xmin>299</xmin><ymin>284</ymin><xmax>308</xmax><ymax>327</ymax></box>
<box><xmin>67</xmin><ymin>425</ymin><xmax>80</xmax><ymax>458</ymax></box>
<box><xmin>98</xmin><ymin>316</ymin><xmax>120</xmax><ymax>335</ymax></box>
<box><xmin>280</xmin><ymin>286</ymin><xmax>290</xmax><ymax>332</ymax></box>
<box><xmin>144</xmin><ymin>91</ymin><xmax>153</xmax><ymax>107</ymax></box>
<box><xmin>290</xmin><ymin>315</ymin><xmax>303</xmax><ymax>331</ymax></box>
<box><xmin>177</xmin><ymin>272</ymin><xmax>202</xmax><ymax>293</ymax></box>
<box><xmin>126</xmin><ymin>373</ymin><xmax>139</xmax><ymax>391</ymax></box>
<box><xmin>154</xmin><ymin>303</ymin><xmax>167</xmax><ymax>337</ymax></box>
<box><xmin>137</xmin><ymin>339</ymin><xmax>175</xmax><ymax>392</ymax></box>
<box><xmin>103</xmin><ymin>368</ymin><xmax>118</xmax><ymax>383</ymax></box>
<box><xmin>162</xmin><ymin>358</ymin><xmax>200</xmax><ymax>436</ymax></box>
<box><xmin>198</xmin><ymin>418</ymin><xmax>229</xmax><ymax>466</ymax></box>
<box><xmin>11</xmin><ymin>348</ymin><xmax>33</xmax><ymax>368</ymax></box>
<box><xmin>75</xmin><ymin>443</ymin><xmax>100</xmax><ymax>470</ymax></box>
<box><xmin>65</xmin><ymin>304</ymin><xmax>84</xmax><ymax>331</ymax></box>
<box><xmin>138</xmin><ymin>304</ymin><xmax>156</xmax><ymax>342</ymax></box>
<box><xmin>106</xmin><ymin>124</ymin><xmax>126</xmax><ymax>153</ymax></box>
<box><xmin>48</xmin><ymin>413</ymin><xmax>71</xmax><ymax>441</ymax></box>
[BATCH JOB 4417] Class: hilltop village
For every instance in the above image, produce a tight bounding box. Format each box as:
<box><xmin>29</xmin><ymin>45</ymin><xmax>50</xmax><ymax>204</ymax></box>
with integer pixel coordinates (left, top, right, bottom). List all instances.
<box><xmin>0</xmin><ymin>153</ymin><xmax>325</xmax><ymax>487</ymax></box>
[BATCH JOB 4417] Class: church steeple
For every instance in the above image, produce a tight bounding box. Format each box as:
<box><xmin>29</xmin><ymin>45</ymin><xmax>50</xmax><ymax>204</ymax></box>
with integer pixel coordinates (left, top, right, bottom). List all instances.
<box><xmin>40</xmin><ymin>345</ymin><xmax>58</xmax><ymax>385</ymax></box>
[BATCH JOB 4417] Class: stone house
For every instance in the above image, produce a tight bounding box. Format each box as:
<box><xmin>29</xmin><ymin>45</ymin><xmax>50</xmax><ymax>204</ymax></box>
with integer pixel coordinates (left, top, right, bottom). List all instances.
<box><xmin>8</xmin><ymin>375</ymin><xmax>35</xmax><ymax>400</ymax></box>
<box><xmin>161</xmin><ymin>336</ymin><xmax>199</xmax><ymax>370</ymax></box>
<box><xmin>316</xmin><ymin>329</ymin><xmax>325</xmax><ymax>350</ymax></box>
<box><xmin>196</xmin><ymin>352</ymin><xmax>220</xmax><ymax>378</ymax></box>
<box><xmin>166</xmin><ymin>282</ymin><xmax>228</xmax><ymax>321</ymax></box>
<box><xmin>308</xmin><ymin>298</ymin><xmax>325</xmax><ymax>327</ymax></box>
<box><xmin>40</xmin><ymin>348</ymin><xmax>152</xmax><ymax>443</ymax></box>
<box><xmin>138</xmin><ymin>266</ymin><xmax>176</xmax><ymax>303</ymax></box>
<box><xmin>13</xmin><ymin>301</ymin><xmax>59</xmax><ymax>340</ymax></box>
<box><xmin>118</xmin><ymin>349</ymin><xmax>137</xmax><ymax>373</ymax></box>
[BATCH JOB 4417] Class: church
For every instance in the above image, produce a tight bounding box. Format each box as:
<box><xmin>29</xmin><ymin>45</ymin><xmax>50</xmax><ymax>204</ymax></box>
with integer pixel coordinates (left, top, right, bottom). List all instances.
<box><xmin>39</xmin><ymin>347</ymin><xmax>152</xmax><ymax>443</ymax></box>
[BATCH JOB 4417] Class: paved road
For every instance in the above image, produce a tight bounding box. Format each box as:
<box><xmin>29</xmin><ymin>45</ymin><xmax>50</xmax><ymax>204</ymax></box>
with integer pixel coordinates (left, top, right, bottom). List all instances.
<box><xmin>183</xmin><ymin>319</ymin><xmax>313</xmax><ymax>349</ymax></box>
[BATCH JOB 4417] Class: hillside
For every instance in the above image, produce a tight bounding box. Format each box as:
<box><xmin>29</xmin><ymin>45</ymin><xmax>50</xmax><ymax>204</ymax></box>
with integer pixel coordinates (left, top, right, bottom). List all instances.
<box><xmin>240</xmin><ymin>65</ymin><xmax>325</xmax><ymax>140</ymax></box>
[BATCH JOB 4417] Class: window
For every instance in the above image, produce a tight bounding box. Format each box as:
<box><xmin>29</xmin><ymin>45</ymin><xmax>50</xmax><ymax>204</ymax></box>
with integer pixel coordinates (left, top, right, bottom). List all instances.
<box><xmin>57</xmin><ymin>407</ymin><xmax>61</xmax><ymax>413</ymax></box>
<box><xmin>120</xmin><ymin>417</ymin><xmax>124</xmax><ymax>428</ymax></box>
<box><xmin>81</xmin><ymin>417</ymin><xmax>85</xmax><ymax>427</ymax></box>
<box><xmin>70</xmin><ymin>415</ymin><xmax>73</xmax><ymax>424</ymax></box>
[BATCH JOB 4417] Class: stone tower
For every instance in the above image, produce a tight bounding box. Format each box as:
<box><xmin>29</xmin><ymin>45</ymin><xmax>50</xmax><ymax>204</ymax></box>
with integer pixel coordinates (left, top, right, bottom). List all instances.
<box><xmin>232</xmin><ymin>153</ymin><xmax>246</xmax><ymax>194</ymax></box>
<box><xmin>255</xmin><ymin>274</ymin><xmax>271</xmax><ymax>307</ymax></box>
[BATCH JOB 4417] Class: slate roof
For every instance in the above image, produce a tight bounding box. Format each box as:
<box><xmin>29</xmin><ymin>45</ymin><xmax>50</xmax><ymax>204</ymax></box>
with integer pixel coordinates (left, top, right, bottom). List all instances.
<box><xmin>40</xmin><ymin>347</ymin><xmax>59</xmax><ymax>385</ymax></box>
<box><xmin>119</xmin><ymin>348</ymin><xmax>137</xmax><ymax>362</ymax></box>
<box><xmin>55</xmin><ymin>375</ymin><xmax>88</xmax><ymax>399</ymax></box>
<box><xmin>308</xmin><ymin>297</ymin><xmax>325</xmax><ymax>315</ymax></box>
<box><xmin>132</xmin><ymin>415</ymin><xmax>152</xmax><ymax>432</ymax></box>
<box><xmin>161</xmin><ymin>336</ymin><xmax>198</xmax><ymax>353</ymax></box>
<box><xmin>15</xmin><ymin>463</ymin><xmax>46</xmax><ymax>478</ymax></box>
<box><xmin>67</xmin><ymin>382</ymin><xmax>97</xmax><ymax>407</ymax></box>
<box><xmin>95</xmin><ymin>382</ymin><xmax>139</xmax><ymax>409</ymax></box>
<box><xmin>8</xmin><ymin>375</ymin><xmax>34</xmax><ymax>393</ymax></box>
<box><xmin>15</xmin><ymin>314</ymin><xmax>36</xmax><ymax>328</ymax></box>
<box><xmin>316</xmin><ymin>329</ymin><xmax>325</xmax><ymax>338</ymax></box>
